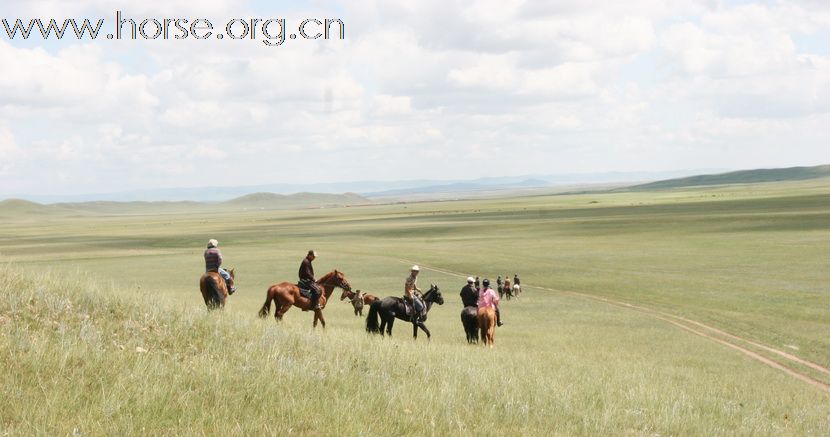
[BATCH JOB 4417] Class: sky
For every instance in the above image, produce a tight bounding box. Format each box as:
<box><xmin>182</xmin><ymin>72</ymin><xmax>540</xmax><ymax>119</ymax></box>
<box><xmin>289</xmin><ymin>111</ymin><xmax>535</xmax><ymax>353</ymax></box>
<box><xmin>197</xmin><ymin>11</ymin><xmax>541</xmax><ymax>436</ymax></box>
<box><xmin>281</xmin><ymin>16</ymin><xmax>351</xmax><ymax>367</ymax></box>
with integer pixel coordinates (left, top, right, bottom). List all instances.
<box><xmin>1</xmin><ymin>0</ymin><xmax>829</xmax><ymax>196</ymax></box>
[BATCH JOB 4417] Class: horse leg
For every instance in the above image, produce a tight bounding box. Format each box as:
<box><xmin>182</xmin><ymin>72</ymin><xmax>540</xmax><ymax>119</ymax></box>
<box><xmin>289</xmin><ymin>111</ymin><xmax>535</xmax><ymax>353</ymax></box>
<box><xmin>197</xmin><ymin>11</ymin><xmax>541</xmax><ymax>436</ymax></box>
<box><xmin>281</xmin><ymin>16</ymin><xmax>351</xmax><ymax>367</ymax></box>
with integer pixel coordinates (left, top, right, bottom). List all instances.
<box><xmin>416</xmin><ymin>321</ymin><xmax>431</xmax><ymax>339</ymax></box>
<box><xmin>275</xmin><ymin>302</ymin><xmax>291</xmax><ymax>321</ymax></box>
<box><xmin>313</xmin><ymin>309</ymin><xmax>325</xmax><ymax>329</ymax></box>
<box><xmin>386</xmin><ymin>317</ymin><xmax>394</xmax><ymax>336</ymax></box>
<box><xmin>412</xmin><ymin>322</ymin><xmax>418</xmax><ymax>339</ymax></box>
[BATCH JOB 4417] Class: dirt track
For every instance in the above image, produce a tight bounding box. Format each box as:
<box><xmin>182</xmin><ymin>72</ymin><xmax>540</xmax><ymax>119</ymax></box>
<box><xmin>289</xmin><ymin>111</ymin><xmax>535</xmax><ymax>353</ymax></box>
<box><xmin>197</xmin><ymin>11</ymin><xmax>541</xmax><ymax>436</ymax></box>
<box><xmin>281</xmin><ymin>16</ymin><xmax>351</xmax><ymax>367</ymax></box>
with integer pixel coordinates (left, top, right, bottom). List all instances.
<box><xmin>400</xmin><ymin>259</ymin><xmax>830</xmax><ymax>394</ymax></box>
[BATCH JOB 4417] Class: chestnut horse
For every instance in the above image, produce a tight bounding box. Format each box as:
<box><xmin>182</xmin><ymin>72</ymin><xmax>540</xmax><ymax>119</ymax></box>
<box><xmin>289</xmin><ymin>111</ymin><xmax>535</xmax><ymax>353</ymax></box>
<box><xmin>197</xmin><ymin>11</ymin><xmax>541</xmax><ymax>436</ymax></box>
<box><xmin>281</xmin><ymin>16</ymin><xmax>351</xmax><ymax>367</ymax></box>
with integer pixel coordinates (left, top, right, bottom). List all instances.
<box><xmin>503</xmin><ymin>278</ymin><xmax>513</xmax><ymax>300</ymax></box>
<box><xmin>340</xmin><ymin>289</ymin><xmax>378</xmax><ymax>316</ymax></box>
<box><xmin>478</xmin><ymin>307</ymin><xmax>497</xmax><ymax>347</ymax></box>
<box><xmin>258</xmin><ymin>270</ymin><xmax>351</xmax><ymax>328</ymax></box>
<box><xmin>199</xmin><ymin>268</ymin><xmax>235</xmax><ymax>310</ymax></box>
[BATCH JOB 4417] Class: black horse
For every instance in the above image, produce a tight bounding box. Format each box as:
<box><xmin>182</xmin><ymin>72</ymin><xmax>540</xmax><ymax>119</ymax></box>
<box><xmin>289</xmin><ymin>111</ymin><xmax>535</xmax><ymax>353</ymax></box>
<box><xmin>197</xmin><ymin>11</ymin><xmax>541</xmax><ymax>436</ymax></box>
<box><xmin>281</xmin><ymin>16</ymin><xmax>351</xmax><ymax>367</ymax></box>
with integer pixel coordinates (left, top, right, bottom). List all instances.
<box><xmin>461</xmin><ymin>306</ymin><xmax>479</xmax><ymax>344</ymax></box>
<box><xmin>366</xmin><ymin>285</ymin><xmax>444</xmax><ymax>339</ymax></box>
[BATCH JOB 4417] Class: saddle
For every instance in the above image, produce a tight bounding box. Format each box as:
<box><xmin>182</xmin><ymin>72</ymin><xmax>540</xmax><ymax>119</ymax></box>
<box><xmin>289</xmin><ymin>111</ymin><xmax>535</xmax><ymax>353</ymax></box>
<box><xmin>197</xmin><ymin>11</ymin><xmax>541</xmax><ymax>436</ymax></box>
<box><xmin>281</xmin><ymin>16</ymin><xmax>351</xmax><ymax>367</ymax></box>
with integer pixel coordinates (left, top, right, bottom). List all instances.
<box><xmin>297</xmin><ymin>283</ymin><xmax>318</xmax><ymax>300</ymax></box>
<box><xmin>404</xmin><ymin>297</ymin><xmax>426</xmax><ymax>321</ymax></box>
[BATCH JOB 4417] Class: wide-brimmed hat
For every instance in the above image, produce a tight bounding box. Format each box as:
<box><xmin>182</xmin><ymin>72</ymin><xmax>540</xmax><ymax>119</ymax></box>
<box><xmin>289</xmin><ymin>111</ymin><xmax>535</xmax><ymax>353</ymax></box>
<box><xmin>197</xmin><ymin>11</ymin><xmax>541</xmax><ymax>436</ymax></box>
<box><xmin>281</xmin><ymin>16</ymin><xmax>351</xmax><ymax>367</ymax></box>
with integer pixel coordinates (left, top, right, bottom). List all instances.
<box><xmin>411</xmin><ymin>265</ymin><xmax>420</xmax><ymax>271</ymax></box>
<box><xmin>207</xmin><ymin>239</ymin><xmax>218</xmax><ymax>248</ymax></box>
<box><xmin>466</xmin><ymin>277</ymin><xmax>474</xmax><ymax>283</ymax></box>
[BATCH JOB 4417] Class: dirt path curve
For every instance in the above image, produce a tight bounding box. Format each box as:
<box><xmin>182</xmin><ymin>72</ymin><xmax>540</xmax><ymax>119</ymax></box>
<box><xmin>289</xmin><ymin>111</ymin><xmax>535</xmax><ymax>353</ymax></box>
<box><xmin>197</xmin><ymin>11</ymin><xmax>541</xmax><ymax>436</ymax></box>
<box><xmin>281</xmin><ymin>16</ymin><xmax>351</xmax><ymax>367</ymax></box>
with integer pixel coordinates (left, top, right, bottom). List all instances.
<box><xmin>397</xmin><ymin>259</ymin><xmax>830</xmax><ymax>394</ymax></box>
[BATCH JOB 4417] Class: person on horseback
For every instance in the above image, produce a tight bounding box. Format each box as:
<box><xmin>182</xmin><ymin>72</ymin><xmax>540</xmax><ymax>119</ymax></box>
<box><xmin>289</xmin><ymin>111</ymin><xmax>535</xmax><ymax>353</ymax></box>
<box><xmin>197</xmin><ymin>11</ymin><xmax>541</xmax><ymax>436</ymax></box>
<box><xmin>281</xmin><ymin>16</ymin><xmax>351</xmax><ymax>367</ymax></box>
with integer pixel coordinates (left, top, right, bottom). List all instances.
<box><xmin>474</xmin><ymin>276</ymin><xmax>480</xmax><ymax>291</ymax></box>
<box><xmin>514</xmin><ymin>273</ymin><xmax>520</xmax><ymax>286</ymax></box>
<box><xmin>479</xmin><ymin>278</ymin><xmax>503</xmax><ymax>327</ymax></box>
<box><xmin>204</xmin><ymin>239</ymin><xmax>235</xmax><ymax>294</ymax></box>
<box><xmin>460</xmin><ymin>276</ymin><xmax>478</xmax><ymax>307</ymax></box>
<box><xmin>299</xmin><ymin>250</ymin><xmax>322</xmax><ymax>310</ymax></box>
<box><xmin>497</xmin><ymin>275</ymin><xmax>503</xmax><ymax>291</ymax></box>
<box><xmin>404</xmin><ymin>265</ymin><xmax>425</xmax><ymax>322</ymax></box>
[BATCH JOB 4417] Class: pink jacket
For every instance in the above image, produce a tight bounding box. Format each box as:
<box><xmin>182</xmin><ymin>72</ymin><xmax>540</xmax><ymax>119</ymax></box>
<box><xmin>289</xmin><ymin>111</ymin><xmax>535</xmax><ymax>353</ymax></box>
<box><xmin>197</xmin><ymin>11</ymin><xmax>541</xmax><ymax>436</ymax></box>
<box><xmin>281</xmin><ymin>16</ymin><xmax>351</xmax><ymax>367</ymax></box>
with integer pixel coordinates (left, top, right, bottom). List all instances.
<box><xmin>477</xmin><ymin>287</ymin><xmax>499</xmax><ymax>310</ymax></box>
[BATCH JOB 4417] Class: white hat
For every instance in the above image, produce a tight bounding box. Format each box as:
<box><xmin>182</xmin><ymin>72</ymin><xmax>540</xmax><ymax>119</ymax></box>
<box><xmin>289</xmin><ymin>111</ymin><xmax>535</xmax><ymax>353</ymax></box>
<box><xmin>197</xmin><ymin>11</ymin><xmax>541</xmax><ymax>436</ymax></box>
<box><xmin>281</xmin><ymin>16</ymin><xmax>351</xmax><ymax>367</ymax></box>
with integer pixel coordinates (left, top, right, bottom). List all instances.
<box><xmin>467</xmin><ymin>277</ymin><xmax>474</xmax><ymax>283</ymax></box>
<box><xmin>411</xmin><ymin>265</ymin><xmax>420</xmax><ymax>271</ymax></box>
<box><xmin>207</xmin><ymin>239</ymin><xmax>218</xmax><ymax>248</ymax></box>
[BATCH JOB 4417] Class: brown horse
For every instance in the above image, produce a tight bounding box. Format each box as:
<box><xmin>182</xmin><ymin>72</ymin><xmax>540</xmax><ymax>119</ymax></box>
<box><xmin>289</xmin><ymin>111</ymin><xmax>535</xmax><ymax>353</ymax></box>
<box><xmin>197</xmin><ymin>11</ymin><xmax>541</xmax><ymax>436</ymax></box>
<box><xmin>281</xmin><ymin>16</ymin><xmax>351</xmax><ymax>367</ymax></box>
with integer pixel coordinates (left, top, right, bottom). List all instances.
<box><xmin>258</xmin><ymin>270</ymin><xmax>351</xmax><ymax>328</ymax></box>
<box><xmin>477</xmin><ymin>307</ymin><xmax>497</xmax><ymax>347</ymax></box>
<box><xmin>503</xmin><ymin>278</ymin><xmax>513</xmax><ymax>300</ymax></box>
<box><xmin>340</xmin><ymin>289</ymin><xmax>378</xmax><ymax>316</ymax></box>
<box><xmin>199</xmin><ymin>268</ymin><xmax>235</xmax><ymax>310</ymax></box>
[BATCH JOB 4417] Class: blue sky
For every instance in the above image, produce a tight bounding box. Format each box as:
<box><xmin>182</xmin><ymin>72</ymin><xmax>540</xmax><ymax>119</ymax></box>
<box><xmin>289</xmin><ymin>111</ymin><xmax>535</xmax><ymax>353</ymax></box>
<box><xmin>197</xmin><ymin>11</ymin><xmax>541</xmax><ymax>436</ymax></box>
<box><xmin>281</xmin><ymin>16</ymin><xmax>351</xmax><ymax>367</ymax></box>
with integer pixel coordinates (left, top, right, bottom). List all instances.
<box><xmin>1</xmin><ymin>0</ymin><xmax>828</xmax><ymax>196</ymax></box>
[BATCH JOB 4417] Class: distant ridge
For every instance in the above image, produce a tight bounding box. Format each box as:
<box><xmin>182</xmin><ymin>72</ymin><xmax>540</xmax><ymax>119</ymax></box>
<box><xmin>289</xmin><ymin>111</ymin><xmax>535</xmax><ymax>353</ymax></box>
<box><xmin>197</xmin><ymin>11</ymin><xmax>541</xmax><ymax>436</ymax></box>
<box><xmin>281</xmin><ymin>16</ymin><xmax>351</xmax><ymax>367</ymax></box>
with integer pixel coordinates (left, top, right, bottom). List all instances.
<box><xmin>0</xmin><ymin>199</ymin><xmax>64</xmax><ymax>216</ymax></box>
<box><xmin>629</xmin><ymin>165</ymin><xmax>830</xmax><ymax>190</ymax></box>
<box><xmin>0</xmin><ymin>192</ymin><xmax>371</xmax><ymax>217</ymax></box>
<box><xmin>223</xmin><ymin>192</ymin><xmax>369</xmax><ymax>209</ymax></box>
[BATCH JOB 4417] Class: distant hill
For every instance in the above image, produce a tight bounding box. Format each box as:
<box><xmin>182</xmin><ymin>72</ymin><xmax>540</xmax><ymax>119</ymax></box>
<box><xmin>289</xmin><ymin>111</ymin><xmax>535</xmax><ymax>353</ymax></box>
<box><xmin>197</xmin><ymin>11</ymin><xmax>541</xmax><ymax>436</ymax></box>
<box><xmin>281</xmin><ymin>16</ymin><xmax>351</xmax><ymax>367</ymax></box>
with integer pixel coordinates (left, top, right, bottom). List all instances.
<box><xmin>0</xmin><ymin>199</ymin><xmax>66</xmax><ymax>217</ymax></box>
<box><xmin>364</xmin><ymin>179</ymin><xmax>550</xmax><ymax>198</ymax></box>
<box><xmin>629</xmin><ymin>165</ymin><xmax>830</xmax><ymax>190</ymax></box>
<box><xmin>224</xmin><ymin>192</ymin><xmax>370</xmax><ymax>209</ymax></box>
<box><xmin>54</xmin><ymin>201</ymin><xmax>204</xmax><ymax>215</ymax></box>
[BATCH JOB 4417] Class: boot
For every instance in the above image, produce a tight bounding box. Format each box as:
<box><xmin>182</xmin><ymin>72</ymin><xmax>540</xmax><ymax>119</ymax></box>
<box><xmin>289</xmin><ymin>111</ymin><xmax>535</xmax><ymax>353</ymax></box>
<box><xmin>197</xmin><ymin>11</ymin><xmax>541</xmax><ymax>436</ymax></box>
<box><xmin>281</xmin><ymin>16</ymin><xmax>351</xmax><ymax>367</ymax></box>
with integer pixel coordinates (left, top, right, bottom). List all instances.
<box><xmin>496</xmin><ymin>309</ymin><xmax>504</xmax><ymax>327</ymax></box>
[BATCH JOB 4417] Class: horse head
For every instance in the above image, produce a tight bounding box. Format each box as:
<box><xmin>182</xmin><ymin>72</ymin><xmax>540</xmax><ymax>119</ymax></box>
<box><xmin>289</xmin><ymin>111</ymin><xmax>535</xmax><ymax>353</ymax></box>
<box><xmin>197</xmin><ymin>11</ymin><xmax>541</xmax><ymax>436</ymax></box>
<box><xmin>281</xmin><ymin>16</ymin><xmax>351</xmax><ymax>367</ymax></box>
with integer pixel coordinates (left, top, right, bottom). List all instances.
<box><xmin>340</xmin><ymin>288</ymin><xmax>355</xmax><ymax>301</ymax></box>
<box><xmin>228</xmin><ymin>268</ymin><xmax>235</xmax><ymax>280</ymax></box>
<box><xmin>424</xmin><ymin>284</ymin><xmax>444</xmax><ymax>305</ymax></box>
<box><xmin>334</xmin><ymin>270</ymin><xmax>351</xmax><ymax>291</ymax></box>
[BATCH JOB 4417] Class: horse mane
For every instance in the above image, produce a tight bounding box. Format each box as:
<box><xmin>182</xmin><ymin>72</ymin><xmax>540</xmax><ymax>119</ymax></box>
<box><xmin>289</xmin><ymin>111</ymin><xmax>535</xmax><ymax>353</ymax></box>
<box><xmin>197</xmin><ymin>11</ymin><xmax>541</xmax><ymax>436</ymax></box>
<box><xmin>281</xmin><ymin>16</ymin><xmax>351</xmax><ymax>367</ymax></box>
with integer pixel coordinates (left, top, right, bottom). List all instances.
<box><xmin>317</xmin><ymin>270</ymin><xmax>338</xmax><ymax>284</ymax></box>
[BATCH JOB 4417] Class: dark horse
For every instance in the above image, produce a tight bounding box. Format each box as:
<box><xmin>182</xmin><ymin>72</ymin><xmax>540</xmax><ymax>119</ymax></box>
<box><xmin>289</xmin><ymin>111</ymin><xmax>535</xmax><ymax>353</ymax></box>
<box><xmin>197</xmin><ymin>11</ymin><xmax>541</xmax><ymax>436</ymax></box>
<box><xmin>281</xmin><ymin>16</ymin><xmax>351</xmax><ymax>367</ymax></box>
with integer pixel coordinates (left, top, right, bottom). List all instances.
<box><xmin>199</xmin><ymin>268</ymin><xmax>235</xmax><ymax>310</ymax></box>
<box><xmin>365</xmin><ymin>285</ymin><xmax>444</xmax><ymax>339</ymax></box>
<box><xmin>460</xmin><ymin>306</ymin><xmax>479</xmax><ymax>344</ymax></box>
<box><xmin>258</xmin><ymin>270</ymin><xmax>351</xmax><ymax>328</ymax></box>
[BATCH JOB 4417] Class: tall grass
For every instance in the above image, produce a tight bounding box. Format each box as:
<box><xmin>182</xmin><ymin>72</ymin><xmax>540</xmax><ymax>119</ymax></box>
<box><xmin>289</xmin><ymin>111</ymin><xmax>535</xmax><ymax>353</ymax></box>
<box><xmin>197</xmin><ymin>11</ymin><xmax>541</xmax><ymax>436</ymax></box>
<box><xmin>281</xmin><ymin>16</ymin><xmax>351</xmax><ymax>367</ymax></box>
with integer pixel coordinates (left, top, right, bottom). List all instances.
<box><xmin>2</xmin><ymin>267</ymin><xmax>828</xmax><ymax>435</ymax></box>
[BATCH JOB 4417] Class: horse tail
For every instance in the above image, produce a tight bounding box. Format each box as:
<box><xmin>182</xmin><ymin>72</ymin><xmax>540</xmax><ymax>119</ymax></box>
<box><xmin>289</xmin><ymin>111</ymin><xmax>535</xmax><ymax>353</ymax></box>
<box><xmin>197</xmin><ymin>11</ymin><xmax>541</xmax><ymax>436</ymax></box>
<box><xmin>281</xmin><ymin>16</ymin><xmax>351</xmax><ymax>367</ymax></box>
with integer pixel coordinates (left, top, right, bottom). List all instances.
<box><xmin>205</xmin><ymin>275</ymin><xmax>225</xmax><ymax>309</ymax></box>
<box><xmin>366</xmin><ymin>300</ymin><xmax>381</xmax><ymax>333</ymax></box>
<box><xmin>258</xmin><ymin>287</ymin><xmax>274</xmax><ymax>318</ymax></box>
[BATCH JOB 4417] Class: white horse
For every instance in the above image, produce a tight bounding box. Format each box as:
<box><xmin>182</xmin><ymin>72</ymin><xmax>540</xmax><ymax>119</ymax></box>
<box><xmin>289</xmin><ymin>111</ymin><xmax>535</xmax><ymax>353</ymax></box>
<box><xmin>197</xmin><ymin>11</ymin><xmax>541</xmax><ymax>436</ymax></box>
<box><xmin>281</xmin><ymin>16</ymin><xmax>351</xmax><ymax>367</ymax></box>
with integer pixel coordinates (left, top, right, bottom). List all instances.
<box><xmin>512</xmin><ymin>283</ymin><xmax>521</xmax><ymax>297</ymax></box>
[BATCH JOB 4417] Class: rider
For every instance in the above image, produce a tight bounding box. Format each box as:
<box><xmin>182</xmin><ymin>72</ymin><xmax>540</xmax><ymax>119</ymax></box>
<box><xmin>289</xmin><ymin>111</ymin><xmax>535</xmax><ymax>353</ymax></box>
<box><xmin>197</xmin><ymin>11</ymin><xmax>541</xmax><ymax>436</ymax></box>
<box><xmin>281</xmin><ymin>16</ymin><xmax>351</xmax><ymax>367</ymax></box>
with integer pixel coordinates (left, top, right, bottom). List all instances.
<box><xmin>479</xmin><ymin>278</ymin><xmax>503</xmax><ymax>327</ymax></box>
<box><xmin>404</xmin><ymin>265</ymin><xmax>425</xmax><ymax>321</ymax></box>
<box><xmin>513</xmin><ymin>273</ymin><xmax>520</xmax><ymax>286</ymax></box>
<box><xmin>496</xmin><ymin>275</ymin><xmax>503</xmax><ymax>292</ymax></box>
<box><xmin>299</xmin><ymin>250</ymin><xmax>322</xmax><ymax>310</ymax></box>
<box><xmin>460</xmin><ymin>276</ymin><xmax>478</xmax><ymax>307</ymax></box>
<box><xmin>204</xmin><ymin>239</ymin><xmax>235</xmax><ymax>294</ymax></box>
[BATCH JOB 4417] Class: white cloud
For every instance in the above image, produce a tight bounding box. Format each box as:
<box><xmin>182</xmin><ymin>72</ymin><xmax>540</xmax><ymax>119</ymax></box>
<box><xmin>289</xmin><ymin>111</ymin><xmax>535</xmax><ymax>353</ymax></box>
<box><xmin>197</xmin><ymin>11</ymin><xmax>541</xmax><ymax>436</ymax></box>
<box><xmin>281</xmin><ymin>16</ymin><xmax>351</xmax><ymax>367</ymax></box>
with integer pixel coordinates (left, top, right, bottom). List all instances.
<box><xmin>1</xmin><ymin>0</ymin><xmax>829</xmax><ymax>195</ymax></box>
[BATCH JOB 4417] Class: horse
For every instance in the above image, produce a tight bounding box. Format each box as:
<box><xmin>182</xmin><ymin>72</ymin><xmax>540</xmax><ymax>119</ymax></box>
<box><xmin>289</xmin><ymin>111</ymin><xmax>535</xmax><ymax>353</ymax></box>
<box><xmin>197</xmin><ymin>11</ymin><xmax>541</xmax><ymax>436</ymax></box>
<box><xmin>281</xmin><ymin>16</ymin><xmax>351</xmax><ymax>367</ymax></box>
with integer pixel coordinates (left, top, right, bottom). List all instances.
<box><xmin>478</xmin><ymin>307</ymin><xmax>497</xmax><ymax>347</ymax></box>
<box><xmin>460</xmin><ymin>306</ymin><xmax>479</xmax><ymax>344</ymax></box>
<box><xmin>365</xmin><ymin>285</ymin><xmax>444</xmax><ymax>339</ymax></box>
<box><xmin>512</xmin><ymin>283</ymin><xmax>521</xmax><ymax>297</ymax></box>
<box><xmin>503</xmin><ymin>278</ymin><xmax>513</xmax><ymax>301</ymax></box>
<box><xmin>340</xmin><ymin>289</ymin><xmax>378</xmax><ymax>316</ymax></box>
<box><xmin>199</xmin><ymin>268</ymin><xmax>235</xmax><ymax>310</ymax></box>
<box><xmin>258</xmin><ymin>270</ymin><xmax>351</xmax><ymax>328</ymax></box>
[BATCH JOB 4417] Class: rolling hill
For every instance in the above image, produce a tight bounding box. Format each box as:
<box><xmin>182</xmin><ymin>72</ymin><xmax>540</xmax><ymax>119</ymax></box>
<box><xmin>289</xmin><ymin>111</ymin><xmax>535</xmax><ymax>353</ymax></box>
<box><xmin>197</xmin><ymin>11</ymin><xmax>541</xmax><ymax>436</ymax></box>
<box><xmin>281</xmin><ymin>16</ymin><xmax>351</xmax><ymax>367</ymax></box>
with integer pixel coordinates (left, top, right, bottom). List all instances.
<box><xmin>629</xmin><ymin>164</ymin><xmax>830</xmax><ymax>190</ymax></box>
<box><xmin>222</xmin><ymin>192</ymin><xmax>370</xmax><ymax>209</ymax></box>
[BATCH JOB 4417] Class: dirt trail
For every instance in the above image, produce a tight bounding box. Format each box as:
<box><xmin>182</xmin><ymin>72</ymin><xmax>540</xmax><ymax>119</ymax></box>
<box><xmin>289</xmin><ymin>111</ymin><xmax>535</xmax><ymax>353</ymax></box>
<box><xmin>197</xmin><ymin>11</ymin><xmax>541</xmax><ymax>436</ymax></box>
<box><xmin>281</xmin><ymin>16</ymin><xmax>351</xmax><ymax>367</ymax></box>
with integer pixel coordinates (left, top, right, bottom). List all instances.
<box><xmin>399</xmin><ymin>259</ymin><xmax>830</xmax><ymax>394</ymax></box>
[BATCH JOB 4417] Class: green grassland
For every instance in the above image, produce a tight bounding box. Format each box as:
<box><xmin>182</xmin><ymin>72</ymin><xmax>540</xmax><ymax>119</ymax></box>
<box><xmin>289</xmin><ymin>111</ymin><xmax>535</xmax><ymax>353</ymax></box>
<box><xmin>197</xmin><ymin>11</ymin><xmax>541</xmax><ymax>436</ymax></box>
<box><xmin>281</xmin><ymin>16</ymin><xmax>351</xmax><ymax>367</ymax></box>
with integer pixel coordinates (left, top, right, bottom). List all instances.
<box><xmin>1</xmin><ymin>178</ymin><xmax>829</xmax><ymax>435</ymax></box>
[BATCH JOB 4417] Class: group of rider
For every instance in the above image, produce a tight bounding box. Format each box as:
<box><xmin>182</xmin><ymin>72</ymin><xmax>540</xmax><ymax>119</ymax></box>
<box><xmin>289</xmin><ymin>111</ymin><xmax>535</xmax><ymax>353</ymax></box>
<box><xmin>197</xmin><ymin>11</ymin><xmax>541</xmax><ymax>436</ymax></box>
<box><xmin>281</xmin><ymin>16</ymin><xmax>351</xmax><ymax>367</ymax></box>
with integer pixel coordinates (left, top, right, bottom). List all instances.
<box><xmin>204</xmin><ymin>240</ymin><xmax>323</xmax><ymax>308</ymax></box>
<box><xmin>204</xmin><ymin>239</ymin><xmax>515</xmax><ymax>324</ymax></box>
<box><xmin>460</xmin><ymin>276</ymin><xmax>506</xmax><ymax>327</ymax></box>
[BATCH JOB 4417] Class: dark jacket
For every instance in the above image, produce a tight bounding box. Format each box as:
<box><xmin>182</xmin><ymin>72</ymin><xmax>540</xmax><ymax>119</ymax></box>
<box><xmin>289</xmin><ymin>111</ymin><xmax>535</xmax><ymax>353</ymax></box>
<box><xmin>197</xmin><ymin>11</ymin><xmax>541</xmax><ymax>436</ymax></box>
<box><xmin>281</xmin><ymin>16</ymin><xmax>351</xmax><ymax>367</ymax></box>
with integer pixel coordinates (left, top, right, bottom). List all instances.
<box><xmin>204</xmin><ymin>248</ymin><xmax>222</xmax><ymax>272</ymax></box>
<box><xmin>299</xmin><ymin>257</ymin><xmax>315</xmax><ymax>283</ymax></box>
<box><xmin>460</xmin><ymin>284</ymin><xmax>478</xmax><ymax>307</ymax></box>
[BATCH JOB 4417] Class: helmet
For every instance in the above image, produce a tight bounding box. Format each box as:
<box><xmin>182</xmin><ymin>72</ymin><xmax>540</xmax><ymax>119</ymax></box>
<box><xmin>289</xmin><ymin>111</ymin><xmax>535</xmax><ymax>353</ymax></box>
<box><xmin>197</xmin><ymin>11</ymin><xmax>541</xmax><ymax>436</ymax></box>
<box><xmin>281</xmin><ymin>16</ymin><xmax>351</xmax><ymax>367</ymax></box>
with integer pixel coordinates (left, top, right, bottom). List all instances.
<box><xmin>207</xmin><ymin>239</ymin><xmax>218</xmax><ymax>248</ymax></box>
<box><xmin>482</xmin><ymin>278</ymin><xmax>490</xmax><ymax>287</ymax></box>
<box><xmin>411</xmin><ymin>265</ymin><xmax>420</xmax><ymax>271</ymax></box>
<box><xmin>466</xmin><ymin>276</ymin><xmax>474</xmax><ymax>283</ymax></box>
